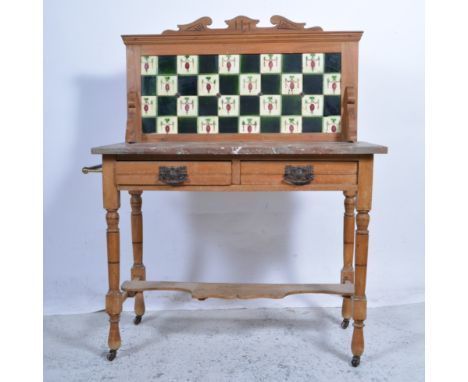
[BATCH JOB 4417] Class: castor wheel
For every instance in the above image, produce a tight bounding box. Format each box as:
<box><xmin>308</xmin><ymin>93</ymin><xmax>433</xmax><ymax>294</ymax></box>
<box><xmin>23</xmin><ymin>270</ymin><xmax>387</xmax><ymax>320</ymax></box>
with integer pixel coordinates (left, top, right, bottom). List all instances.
<box><xmin>198</xmin><ymin>298</ymin><xmax>206</xmax><ymax>301</ymax></box>
<box><xmin>341</xmin><ymin>319</ymin><xmax>350</xmax><ymax>329</ymax></box>
<box><xmin>351</xmin><ymin>356</ymin><xmax>360</xmax><ymax>367</ymax></box>
<box><xmin>107</xmin><ymin>349</ymin><xmax>117</xmax><ymax>361</ymax></box>
<box><xmin>134</xmin><ymin>315</ymin><xmax>142</xmax><ymax>325</ymax></box>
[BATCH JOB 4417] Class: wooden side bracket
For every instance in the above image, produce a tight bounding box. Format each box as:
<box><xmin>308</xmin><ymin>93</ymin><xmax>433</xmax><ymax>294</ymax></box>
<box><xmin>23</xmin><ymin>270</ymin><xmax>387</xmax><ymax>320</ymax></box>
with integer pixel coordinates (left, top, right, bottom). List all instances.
<box><xmin>342</xmin><ymin>86</ymin><xmax>357</xmax><ymax>142</ymax></box>
<box><xmin>125</xmin><ymin>91</ymin><xmax>138</xmax><ymax>143</ymax></box>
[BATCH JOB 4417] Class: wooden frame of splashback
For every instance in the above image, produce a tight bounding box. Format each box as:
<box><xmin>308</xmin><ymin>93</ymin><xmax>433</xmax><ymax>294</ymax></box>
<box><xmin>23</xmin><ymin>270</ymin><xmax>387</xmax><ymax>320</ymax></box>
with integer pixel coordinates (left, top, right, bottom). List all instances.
<box><xmin>122</xmin><ymin>16</ymin><xmax>362</xmax><ymax>143</ymax></box>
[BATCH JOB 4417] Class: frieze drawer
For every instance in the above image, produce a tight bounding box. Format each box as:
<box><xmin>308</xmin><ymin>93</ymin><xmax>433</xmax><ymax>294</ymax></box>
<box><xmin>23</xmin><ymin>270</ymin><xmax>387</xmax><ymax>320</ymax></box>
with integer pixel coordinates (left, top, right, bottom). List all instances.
<box><xmin>115</xmin><ymin>161</ymin><xmax>232</xmax><ymax>186</ymax></box>
<box><xmin>240</xmin><ymin>161</ymin><xmax>357</xmax><ymax>186</ymax></box>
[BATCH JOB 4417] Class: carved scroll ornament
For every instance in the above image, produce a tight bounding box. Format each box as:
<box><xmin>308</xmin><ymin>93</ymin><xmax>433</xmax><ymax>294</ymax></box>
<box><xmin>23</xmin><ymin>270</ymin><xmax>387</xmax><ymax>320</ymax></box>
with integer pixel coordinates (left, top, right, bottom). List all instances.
<box><xmin>162</xmin><ymin>15</ymin><xmax>323</xmax><ymax>34</ymax></box>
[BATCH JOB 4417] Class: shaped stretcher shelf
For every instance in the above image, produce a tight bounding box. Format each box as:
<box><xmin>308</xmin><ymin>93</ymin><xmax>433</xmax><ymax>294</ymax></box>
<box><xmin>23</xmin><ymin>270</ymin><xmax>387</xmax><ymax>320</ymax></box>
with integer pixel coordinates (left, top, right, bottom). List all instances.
<box><xmin>121</xmin><ymin>280</ymin><xmax>354</xmax><ymax>300</ymax></box>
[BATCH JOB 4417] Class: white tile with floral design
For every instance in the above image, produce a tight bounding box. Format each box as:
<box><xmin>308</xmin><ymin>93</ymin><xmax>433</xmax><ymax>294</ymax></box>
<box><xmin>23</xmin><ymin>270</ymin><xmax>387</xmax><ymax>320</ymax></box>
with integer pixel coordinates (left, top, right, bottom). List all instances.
<box><xmin>141</xmin><ymin>96</ymin><xmax>157</xmax><ymax>117</ymax></box>
<box><xmin>322</xmin><ymin>116</ymin><xmax>341</xmax><ymax>133</ymax></box>
<box><xmin>157</xmin><ymin>76</ymin><xmax>177</xmax><ymax>96</ymax></box>
<box><xmin>218</xmin><ymin>96</ymin><xmax>239</xmax><ymax>116</ymax></box>
<box><xmin>157</xmin><ymin>117</ymin><xmax>177</xmax><ymax>134</ymax></box>
<box><xmin>198</xmin><ymin>75</ymin><xmax>219</xmax><ymax>96</ymax></box>
<box><xmin>282</xmin><ymin>74</ymin><xmax>303</xmax><ymax>95</ymax></box>
<box><xmin>323</xmin><ymin>73</ymin><xmax>341</xmax><ymax>95</ymax></box>
<box><xmin>219</xmin><ymin>55</ymin><xmax>240</xmax><ymax>74</ymax></box>
<box><xmin>239</xmin><ymin>74</ymin><xmax>261</xmax><ymax>95</ymax></box>
<box><xmin>177</xmin><ymin>55</ymin><xmax>198</xmax><ymax>75</ymax></box>
<box><xmin>141</xmin><ymin>56</ymin><xmax>158</xmax><ymax>75</ymax></box>
<box><xmin>260</xmin><ymin>54</ymin><xmax>282</xmax><ymax>73</ymax></box>
<box><xmin>177</xmin><ymin>96</ymin><xmax>198</xmax><ymax>116</ymax></box>
<box><xmin>239</xmin><ymin>116</ymin><xmax>260</xmax><ymax>134</ymax></box>
<box><xmin>281</xmin><ymin>116</ymin><xmax>302</xmax><ymax>133</ymax></box>
<box><xmin>260</xmin><ymin>95</ymin><xmax>281</xmax><ymax>116</ymax></box>
<box><xmin>302</xmin><ymin>53</ymin><xmax>324</xmax><ymax>73</ymax></box>
<box><xmin>198</xmin><ymin>117</ymin><xmax>219</xmax><ymax>134</ymax></box>
<box><xmin>302</xmin><ymin>95</ymin><xmax>323</xmax><ymax>116</ymax></box>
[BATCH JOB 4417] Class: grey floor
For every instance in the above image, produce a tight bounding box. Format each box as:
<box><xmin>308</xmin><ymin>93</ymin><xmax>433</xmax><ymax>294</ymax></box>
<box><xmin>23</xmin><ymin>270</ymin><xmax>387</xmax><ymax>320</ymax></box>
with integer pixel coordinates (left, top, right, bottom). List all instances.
<box><xmin>44</xmin><ymin>303</ymin><xmax>424</xmax><ymax>382</ymax></box>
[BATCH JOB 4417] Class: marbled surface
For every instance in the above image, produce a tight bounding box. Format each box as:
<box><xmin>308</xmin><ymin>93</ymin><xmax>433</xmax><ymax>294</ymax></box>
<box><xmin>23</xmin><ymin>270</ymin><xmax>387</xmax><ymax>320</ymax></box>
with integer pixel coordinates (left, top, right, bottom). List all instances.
<box><xmin>91</xmin><ymin>141</ymin><xmax>388</xmax><ymax>156</ymax></box>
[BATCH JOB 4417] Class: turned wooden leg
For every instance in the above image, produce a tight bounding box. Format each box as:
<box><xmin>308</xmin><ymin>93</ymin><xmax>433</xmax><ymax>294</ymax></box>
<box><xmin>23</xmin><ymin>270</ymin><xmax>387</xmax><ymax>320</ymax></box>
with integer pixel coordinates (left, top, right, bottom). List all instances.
<box><xmin>130</xmin><ymin>191</ymin><xmax>146</xmax><ymax>325</ymax></box>
<box><xmin>351</xmin><ymin>156</ymin><xmax>373</xmax><ymax>367</ymax></box>
<box><xmin>341</xmin><ymin>190</ymin><xmax>356</xmax><ymax>329</ymax></box>
<box><xmin>103</xmin><ymin>156</ymin><xmax>122</xmax><ymax>361</ymax></box>
<box><xmin>105</xmin><ymin>208</ymin><xmax>122</xmax><ymax>361</ymax></box>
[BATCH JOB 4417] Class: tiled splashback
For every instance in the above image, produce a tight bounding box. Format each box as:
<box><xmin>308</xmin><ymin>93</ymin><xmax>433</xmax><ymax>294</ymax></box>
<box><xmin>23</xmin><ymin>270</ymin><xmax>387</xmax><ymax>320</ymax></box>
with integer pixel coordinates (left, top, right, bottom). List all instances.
<box><xmin>141</xmin><ymin>53</ymin><xmax>341</xmax><ymax>134</ymax></box>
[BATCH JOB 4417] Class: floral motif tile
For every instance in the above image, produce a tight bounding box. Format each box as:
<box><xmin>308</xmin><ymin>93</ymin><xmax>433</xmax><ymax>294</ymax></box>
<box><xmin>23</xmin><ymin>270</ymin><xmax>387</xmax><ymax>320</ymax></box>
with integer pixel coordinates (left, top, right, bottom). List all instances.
<box><xmin>177</xmin><ymin>55</ymin><xmax>198</xmax><ymax>75</ymax></box>
<box><xmin>240</xmin><ymin>74</ymin><xmax>261</xmax><ymax>95</ymax></box>
<box><xmin>239</xmin><ymin>116</ymin><xmax>260</xmax><ymax>134</ymax></box>
<box><xmin>140</xmin><ymin>53</ymin><xmax>342</xmax><ymax>134</ymax></box>
<box><xmin>177</xmin><ymin>96</ymin><xmax>198</xmax><ymax>116</ymax></box>
<box><xmin>281</xmin><ymin>116</ymin><xmax>302</xmax><ymax>133</ymax></box>
<box><xmin>260</xmin><ymin>54</ymin><xmax>282</xmax><ymax>73</ymax></box>
<box><xmin>219</xmin><ymin>55</ymin><xmax>240</xmax><ymax>74</ymax></box>
<box><xmin>157</xmin><ymin>76</ymin><xmax>177</xmax><ymax>96</ymax></box>
<box><xmin>141</xmin><ymin>56</ymin><xmax>158</xmax><ymax>75</ymax></box>
<box><xmin>157</xmin><ymin>116</ymin><xmax>177</xmax><ymax>134</ymax></box>
<box><xmin>282</xmin><ymin>74</ymin><xmax>303</xmax><ymax>95</ymax></box>
<box><xmin>141</xmin><ymin>96</ymin><xmax>157</xmax><ymax>117</ymax></box>
<box><xmin>323</xmin><ymin>73</ymin><xmax>341</xmax><ymax>95</ymax></box>
<box><xmin>198</xmin><ymin>117</ymin><xmax>219</xmax><ymax>134</ymax></box>
<box><xmin>302</xmin><ymin>95</ymin><xmax>324</xmax><ymax>116</ymax></box>
<box><xmin>302</xmin><ymin>53</ymin><xmax>324</xmax><ymax>74</ymax></box>
<box><xmin>218</xmin><ymin>95</ymin><xmax>239</xmax><ymax>116</ymax></box>
<box><xmin>260</xmin><ymin>95</ymin><xmax>281</xmax><ymax>116</ymax></box>
<box><xmin>323</xmin><ymin>116</ymin><xmax>341</xmax><ymax>133</ymax></box>
<box><xmin>198</xmin><ymin>75</ymin><xmax>219</xmax><ymax>96</ymax></box>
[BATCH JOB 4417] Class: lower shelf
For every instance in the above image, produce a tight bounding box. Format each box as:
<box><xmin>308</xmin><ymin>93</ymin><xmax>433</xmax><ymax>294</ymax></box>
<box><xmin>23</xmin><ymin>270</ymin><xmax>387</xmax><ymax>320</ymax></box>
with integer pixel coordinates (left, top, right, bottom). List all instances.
<box><xmin>121</xmin><ymin>281</ymin><xmax>354</xmax><ymax>300</ymax></box>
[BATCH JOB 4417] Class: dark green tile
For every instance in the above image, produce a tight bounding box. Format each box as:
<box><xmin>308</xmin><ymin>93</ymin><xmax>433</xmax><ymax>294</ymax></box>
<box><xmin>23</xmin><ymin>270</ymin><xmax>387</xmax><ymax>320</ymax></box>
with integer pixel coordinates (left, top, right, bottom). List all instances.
<box><xmin>325</xmin><ymin>53</ymin><xmax>341</xmax><ymax>73</ymax></box>
<box><xmin>219</xmin><ymin>117</ymin><xmax>238</xmax><ymax>133</ymax></box>
<box><xmin>220</xmin><ymin>75</ymin><xmax>239</xmax><ymax>95</ymax></box>
<box><xmin>240</xmin><ymin>96</ymin><xmax>259</xmax><ymax>115</ymax></box>
<box><xmin>261</xmin><ymin>74</ymin><xmax>281</xmax><ymax>94</ymax></box>
<box><xmin>281</xmin><ymin>96</ymin><xmax>302</xmax><ymax>115</ymax></box>
<box><xmin>324</xmin><ymin>95</ymin><xmax>341</xmax><ymax>116</ymax></box>
<box><xmin>260</xmin><ymin>117</ymin><xmax>280</xmax><ymax>133</ymax></box>
<box><xmin>142</xmin><ymin>118</ymin><xmax>156</xmax><ymax>133</ymax></box>
<box><xmin>157</xmin><ymin>96</ymin><xmax>177</xmax><ymax>116</ymax></box>
<box><xmin>141</xmin><ymin>76</ymin><xmax>156</xmax><ymax>96</ymax></box>
<box><xmin>282</xmin><ymin>54</ymin><xmax>302</xmax><ymax>73</ymax></box>
<box><xmin>199</xmin><ymin>55</ymin><xmax>218</xmax><ymax>74</ymax></box>
<box><xmin>178</xmin><ymin>76</ymin><xmax>197</xmax><ymax>95</ymax></box>
<box><xmin>158</xmin><ymin>56</ymin><xmax>177</xmax><ymax>75</ymax></box>
<box><xmin>241</xmin><ymin>54</ymin><xmax>260</xmax><ymax>73</ymax></box>
<box><xmin>303</xmin><ymin>74</ymin><xmax>323</xmax><ymax>94</ymax></box>
<box><xmin>198</xmin><ymin>96</ymin><xmax>218</xmax><ymax>116</ymax></box>
<box><xmin>302</xmin><ymin>117</ymin><xmax>322</xmax><ymax>133</ymax></box>
<box><xmin>178</xmin><ymin>117</ymin><xmax>197</xmax><ymax>133</ymax></box>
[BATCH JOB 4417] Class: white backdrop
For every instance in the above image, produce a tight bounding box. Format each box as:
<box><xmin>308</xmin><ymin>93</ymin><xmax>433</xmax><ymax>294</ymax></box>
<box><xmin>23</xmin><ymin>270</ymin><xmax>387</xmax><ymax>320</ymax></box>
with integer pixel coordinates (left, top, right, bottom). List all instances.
<box><xmin>44</xmin><ymin>0</ymin><xmax>424</xmax><ymax>314</ymax></box>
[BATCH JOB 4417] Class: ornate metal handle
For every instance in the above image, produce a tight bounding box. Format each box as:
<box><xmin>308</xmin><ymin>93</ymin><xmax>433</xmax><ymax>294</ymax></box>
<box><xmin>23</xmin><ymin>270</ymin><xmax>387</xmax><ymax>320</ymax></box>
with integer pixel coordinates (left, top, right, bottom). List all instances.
<box><xmin>82</xmin><ymin>164</ymin><xmax>102</xmax><ymax>174</ymax></box>
<box><xmin>159</xmin><ymin>166</ymin><xmax>188</xmax><ymax>185</ymax></box>
<box><xmin>283</xmin><ymin>165</ymin><xmax>314</xmax><ymax>185</ymax></box>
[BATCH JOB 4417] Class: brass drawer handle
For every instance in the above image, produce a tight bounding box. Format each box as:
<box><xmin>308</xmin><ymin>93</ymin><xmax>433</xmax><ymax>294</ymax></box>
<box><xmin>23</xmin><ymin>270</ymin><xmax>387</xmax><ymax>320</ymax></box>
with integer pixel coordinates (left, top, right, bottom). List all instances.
<box><xmin>82</xmin><ymin>164</ymin><xmax>102</xmax><ymax>174</ymax></box>
<box><xmin>283</xmin><ymin>165</ymin><xmax>314</xmax><ymax>185</ymax></box>
<box><xmin>159</xmin><ymin>166</ymin><xmax>188</xmax><ymax>186</ymax></box>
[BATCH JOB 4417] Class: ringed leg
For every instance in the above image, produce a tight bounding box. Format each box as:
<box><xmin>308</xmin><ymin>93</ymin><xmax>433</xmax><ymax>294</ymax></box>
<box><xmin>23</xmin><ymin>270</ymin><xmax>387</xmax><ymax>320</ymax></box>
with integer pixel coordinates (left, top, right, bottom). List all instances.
<box><xmin>351</xmin><ymin>156</ymin><xmax>373</xmax><ymax>367</ymax></box>
<box><xmin>341</xmin><ymin>190</ymin><xmax>356</xmax><ymax>329</ymax></box>
<box><xmin>130</xmin><ymin>191</ymin><xmax>146</xmax><ymax>325</ymax></box>
<box><xmin>103</xmin><ymin>156</ymin><xmax>122</xmax><ymax>361</ymax></box>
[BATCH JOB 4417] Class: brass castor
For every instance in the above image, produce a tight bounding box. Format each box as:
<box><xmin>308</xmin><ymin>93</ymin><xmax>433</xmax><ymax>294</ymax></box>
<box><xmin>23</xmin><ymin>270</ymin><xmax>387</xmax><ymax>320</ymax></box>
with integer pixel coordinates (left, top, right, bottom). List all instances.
<box><xmin>107</xmin><ymin>349</ymin><xmax>117</xmax><ymax>361</ymax></box>
<box><xmin>134</xmin><ymin>315</ymin><xmax>142</xmax><ymax>325</ymax></box>
<box><xmin>351</xmin><ymin>356</ymin><xmax>360</xmax><ymax>367</ymax></box>
<box><xmin>341</xmin><ymin>319</ymin><xmax>350</xmax><ymax>329</ymax></box>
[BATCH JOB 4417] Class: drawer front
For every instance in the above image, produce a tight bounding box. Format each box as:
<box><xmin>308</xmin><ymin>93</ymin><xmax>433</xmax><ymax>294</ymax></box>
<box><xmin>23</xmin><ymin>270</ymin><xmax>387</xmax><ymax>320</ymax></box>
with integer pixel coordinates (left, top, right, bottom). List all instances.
<box><xmin>115</xmin><ymin>161</ymin><xmax>232</xmax><ymax>186</ymax></box>
<box><xmin>241</xmin><ymin>161</ymin><xmax>357</xmax><ymax>186</ymax></box>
